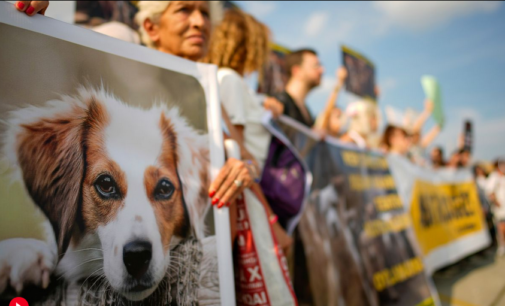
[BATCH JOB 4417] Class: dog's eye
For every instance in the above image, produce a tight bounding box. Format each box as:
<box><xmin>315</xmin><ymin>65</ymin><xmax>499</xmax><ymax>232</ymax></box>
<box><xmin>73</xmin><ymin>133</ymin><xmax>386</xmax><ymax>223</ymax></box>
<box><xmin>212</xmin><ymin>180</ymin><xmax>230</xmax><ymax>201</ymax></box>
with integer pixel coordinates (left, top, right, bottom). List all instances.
<box><xmin>154</xmin><ymin>179</ymin><xmax>175</xmax><ymax>200</ymax></box>
<box><xmin>94</xmin><ymin>175</ymin><xmax>119</xmax><ymax>199</ymax></box>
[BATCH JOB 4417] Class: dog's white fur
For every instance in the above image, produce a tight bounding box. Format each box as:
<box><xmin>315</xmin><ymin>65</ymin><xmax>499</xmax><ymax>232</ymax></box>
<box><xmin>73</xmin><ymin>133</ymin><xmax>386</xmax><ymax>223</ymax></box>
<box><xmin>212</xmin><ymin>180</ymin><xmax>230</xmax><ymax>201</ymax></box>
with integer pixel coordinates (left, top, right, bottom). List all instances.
<box><xmin>0</xmin><ymin>87</ymin><xmax>210</xmax><ymax>301</ymax></box>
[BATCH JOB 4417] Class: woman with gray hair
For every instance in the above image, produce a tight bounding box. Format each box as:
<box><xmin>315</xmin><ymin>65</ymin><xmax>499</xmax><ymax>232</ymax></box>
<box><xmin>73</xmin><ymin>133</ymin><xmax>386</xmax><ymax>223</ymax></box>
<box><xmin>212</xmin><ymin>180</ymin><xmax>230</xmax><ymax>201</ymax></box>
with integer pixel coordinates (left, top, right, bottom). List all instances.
<box><xmin>135</xmin><ymin>1</ymin><xmax>214</xmax><ymax>61</ymax></box>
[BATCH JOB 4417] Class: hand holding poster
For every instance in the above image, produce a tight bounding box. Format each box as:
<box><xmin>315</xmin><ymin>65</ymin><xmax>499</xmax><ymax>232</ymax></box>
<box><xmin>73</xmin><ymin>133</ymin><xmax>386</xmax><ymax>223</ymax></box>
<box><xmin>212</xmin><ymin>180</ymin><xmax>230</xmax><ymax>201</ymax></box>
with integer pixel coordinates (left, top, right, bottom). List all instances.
<box><xmin>342</xmin><ymin>45</ymin><xmax>377</xmax><ymax>102</ymax></box>
<box><xmin>0</xmin><ymin>3</ymin><xmax>231</xmax><ymax>305</ymax></box>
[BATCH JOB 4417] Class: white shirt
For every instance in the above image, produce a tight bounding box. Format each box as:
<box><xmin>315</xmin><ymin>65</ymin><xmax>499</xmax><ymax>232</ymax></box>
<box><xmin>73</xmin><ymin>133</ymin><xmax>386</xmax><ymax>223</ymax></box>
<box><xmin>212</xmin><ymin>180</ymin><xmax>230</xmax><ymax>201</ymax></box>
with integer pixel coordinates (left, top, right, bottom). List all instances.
<box><xmin>217</xmin><ymin>68</ymin><xmax>271</xmax><ymax>170</ymax></box>
<box><xmin>486</xmin><ymin>171</ymin><xmax>505</xmax><ymax>219</ymax></box>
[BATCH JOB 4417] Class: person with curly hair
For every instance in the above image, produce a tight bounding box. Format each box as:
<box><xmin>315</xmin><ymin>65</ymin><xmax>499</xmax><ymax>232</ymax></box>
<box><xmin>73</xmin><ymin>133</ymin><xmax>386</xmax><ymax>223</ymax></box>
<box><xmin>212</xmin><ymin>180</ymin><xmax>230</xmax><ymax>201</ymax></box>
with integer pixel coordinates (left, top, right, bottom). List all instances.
<box><xmin>202</xmin><ymin>9</ymin><xmax>271</xmax><ymax>171</ymax></box>
<box><xmin>201</xmin><ymin>9</ymin><xmax>293</xmax><ymax>251</ymax></box>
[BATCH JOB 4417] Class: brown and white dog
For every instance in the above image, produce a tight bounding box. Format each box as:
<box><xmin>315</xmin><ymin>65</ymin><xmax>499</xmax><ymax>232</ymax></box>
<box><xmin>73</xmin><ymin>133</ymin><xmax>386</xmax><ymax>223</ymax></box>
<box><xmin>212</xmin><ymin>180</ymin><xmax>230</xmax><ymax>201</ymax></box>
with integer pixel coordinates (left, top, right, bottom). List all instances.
<box><xmin>0</xmin><ymin>87</ymin><xmax>210</xmax><ymax>302</ymax></box>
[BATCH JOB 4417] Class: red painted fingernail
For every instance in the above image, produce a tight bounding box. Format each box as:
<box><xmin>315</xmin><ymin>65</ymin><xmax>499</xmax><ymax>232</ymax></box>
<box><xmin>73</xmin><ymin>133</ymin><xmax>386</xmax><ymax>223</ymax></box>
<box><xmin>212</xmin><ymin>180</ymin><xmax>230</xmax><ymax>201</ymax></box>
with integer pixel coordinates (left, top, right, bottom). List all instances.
<box><xmin>218</xmin><ymin>201</ymin><xmax>225</xmax><ymax>208</ymax></box>
<box><xmin>209</xmin><ymin>190</ymin><xmax>216</xmax><ymax>198</ymax></box>
<box><xmin>26</xmin><ymin>6</ymin><xmax>35</xmax><ymax>15</ymax></box>
<box><xmin>16</xmin><ymin>2</ymin><xmax>25</xmax><ymax>10</ymax></box>
<box><xmin>226</xmin><ymin>202</ymin><xmax>231</xmax><ymax>207</ymax></box>
<box><xmin>211</xmin><ymin>198</ymin><xmax>219</xmax><ymax>205</ymax></box>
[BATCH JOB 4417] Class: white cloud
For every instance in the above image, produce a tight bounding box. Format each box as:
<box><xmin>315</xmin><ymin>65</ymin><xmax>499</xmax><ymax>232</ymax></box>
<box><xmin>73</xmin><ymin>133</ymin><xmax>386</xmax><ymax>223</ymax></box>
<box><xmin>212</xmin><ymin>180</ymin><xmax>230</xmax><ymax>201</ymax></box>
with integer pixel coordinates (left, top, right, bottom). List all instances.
<box><xmin>241</xmin><ymin>2</ymin><xmax>277</xmax><ymax>18</ymax></box>
<box><xmin>304</xmin><ymin>11</ymin><xmax>330</xmax><ymax>36</ymax></box>
<box><xmin>374</xmin><ymin>1</ymin><xmax>501</xmax><ymax>31</ymax></box>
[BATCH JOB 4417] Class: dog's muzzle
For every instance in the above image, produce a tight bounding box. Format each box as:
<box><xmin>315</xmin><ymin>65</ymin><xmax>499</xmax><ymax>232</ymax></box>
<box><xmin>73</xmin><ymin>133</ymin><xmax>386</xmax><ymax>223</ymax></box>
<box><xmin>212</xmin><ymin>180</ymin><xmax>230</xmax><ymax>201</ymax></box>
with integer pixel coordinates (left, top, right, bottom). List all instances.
<box><xmin>123</xmin><ymin>240</ymin><xmax>152</xmax><ymax>280</ymax></box>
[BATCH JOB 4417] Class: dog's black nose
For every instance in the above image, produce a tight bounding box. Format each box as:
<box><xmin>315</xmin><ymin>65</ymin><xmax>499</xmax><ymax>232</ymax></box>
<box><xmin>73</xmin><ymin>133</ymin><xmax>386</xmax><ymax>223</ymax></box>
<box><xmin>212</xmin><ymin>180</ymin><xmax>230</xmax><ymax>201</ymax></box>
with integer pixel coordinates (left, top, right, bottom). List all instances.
<box><xmin>123</xmin><ymin>241</ymin><xmax>152</xmax><ymax>280</ymax></box>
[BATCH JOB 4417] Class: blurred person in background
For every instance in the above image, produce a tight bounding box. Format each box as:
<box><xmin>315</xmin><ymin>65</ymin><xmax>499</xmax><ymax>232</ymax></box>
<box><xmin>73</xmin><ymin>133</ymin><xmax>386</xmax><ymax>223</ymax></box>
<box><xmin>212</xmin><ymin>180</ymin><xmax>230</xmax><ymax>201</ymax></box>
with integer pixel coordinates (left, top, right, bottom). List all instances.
<box><xmin>314</xmin><ymin>67</ymin><xmax>348</xmax><ymax>137</ymax></box>
<box><xmin>75</xmin><ymin>1</ymin><xmax>139</xmax><ymax>29</ymax></box>
<box><xmin>407</xmin><ymin>99</ymin><xmax>441</xmax><ymax>166</ymax></box>
<box><xmin>446</xmin><ymin>148</ymin><xmax>472</xmax><ymax>169</ymax></box>
<box><xmin>474</xmin><ymin>163</ymin><xmax>496</xmax><ymax>247</ymax></box>
<box><xmin>446</xmin><ymin>150</ymin><xmax>462</xmax><ymax>169</ymax></box>
<box><xmin>486</xmin><ymin>158</ymin><xmax>505</xmax><ymax>256</ymax></box>
<box><xmin>275</xmin><ymin>48</ymin><xmax>323</xmax><ymax>127</ymax></box>
<box><xmin>474</xmin><ymin>163</ymin><xmax>489</xmax><ymax>190</ymax></box>
<box><xmin>380</xmin><ymin>125</ymin><xmax>412</xmax><ymax>156</ymax></box>
<box><xmin>340</xmin><ymin>100</ymin><xmax>380</xmax><ymax>149</ymax></box>
<box><xmin>459</xmin><ymin>148</ymin><xmax>472</xmax><ymax>168</ymax></box>
<box><xmin>430</xmin><ymin>146</ymin><xmax>446</xmax><ymax>169</ymax></box>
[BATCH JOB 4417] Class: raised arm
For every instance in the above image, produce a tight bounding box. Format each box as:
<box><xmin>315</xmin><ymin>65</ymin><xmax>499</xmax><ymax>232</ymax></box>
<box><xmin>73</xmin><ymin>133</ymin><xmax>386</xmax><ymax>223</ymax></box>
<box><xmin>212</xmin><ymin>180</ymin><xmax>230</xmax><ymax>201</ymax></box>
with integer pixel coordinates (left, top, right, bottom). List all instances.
<box><xmin>315</xmin><ymin>67</ymin><xmax>347</xmax><ymax>131</ymax></box>
<box><xmin>412</xmin><ymin>99</ymin><xmax>434</xmax><ymax>134</ymax></box>
<box><xmin>420</xmin><ymin>124</ymin><xmax>441</xmax><ymax>148</ymax></box>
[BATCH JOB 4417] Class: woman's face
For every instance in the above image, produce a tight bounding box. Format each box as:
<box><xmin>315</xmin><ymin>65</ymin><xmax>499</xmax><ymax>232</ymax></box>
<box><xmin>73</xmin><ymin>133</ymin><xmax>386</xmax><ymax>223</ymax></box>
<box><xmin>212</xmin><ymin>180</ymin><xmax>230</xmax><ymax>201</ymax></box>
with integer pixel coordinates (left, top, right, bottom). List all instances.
<box><xmin>329</xmin><ymin>108</ymin><xmax>342</xmax><ymax>136</ymax></box>
<box><xmin>153</xmin><ymin>1</ymin><xmax>211</xmax><ymax>61</ymax></box>
<box><xmin>431</xmin><ymin>148</ymin><xmax>441</xmax><ymax>162</ymax></box>
<box><xmin>390</xmin><ymin>128</ymin><xmax>411</xmax><ymax>154</ymax></box>
<box><xmin>369</xmin><ymin>111</ymin><xmax>378</xmax><ymax>132</ymax></box>
<box><xmin>475</xmin><ymin>166</ymin><xmax>485</xmax><ymax>177</ymax></box>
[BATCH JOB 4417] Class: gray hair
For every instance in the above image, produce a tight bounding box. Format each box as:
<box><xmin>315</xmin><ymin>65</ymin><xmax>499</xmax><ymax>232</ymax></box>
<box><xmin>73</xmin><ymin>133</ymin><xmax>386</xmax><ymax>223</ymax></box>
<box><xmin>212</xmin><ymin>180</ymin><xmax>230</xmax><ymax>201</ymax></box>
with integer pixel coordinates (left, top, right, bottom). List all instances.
<box><xmin>134</xmin><ymin>1</ymin><xmax>172</xmax><ymax>48</ymax></box>
<box><xmin>134</xmin><ymin>1</ymin><xmax>223</xmax><ymax>49</ymax></box>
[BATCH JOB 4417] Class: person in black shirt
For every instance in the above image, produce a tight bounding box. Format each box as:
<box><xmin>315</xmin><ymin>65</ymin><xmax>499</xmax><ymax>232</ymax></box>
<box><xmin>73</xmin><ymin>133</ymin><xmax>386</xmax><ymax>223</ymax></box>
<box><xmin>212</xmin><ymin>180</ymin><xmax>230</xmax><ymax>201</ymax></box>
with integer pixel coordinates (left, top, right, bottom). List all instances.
<box><xmin>274</xmin><ymin>48</ymin><xmax>324</xmax><ymax>127</ymax></box>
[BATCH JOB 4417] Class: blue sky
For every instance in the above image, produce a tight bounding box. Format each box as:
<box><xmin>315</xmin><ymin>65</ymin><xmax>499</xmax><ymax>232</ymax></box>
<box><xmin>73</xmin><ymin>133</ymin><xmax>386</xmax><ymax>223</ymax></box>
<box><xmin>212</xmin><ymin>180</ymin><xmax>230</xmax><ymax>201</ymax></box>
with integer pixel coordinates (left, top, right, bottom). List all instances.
<box><xmin>237</xmin><ymin>1</ymin><xmax>505</xmax><ymax>161</ymax></box>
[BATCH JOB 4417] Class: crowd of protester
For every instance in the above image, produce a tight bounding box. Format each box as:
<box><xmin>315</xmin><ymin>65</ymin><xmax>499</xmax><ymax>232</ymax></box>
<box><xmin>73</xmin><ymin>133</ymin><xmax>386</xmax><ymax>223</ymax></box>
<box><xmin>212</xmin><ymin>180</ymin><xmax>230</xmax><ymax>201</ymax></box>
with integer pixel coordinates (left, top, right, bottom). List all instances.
<box><xmin>14</xmin><ymin>0</ymin><xmax>505</xmax><ymax>302</ymax></box>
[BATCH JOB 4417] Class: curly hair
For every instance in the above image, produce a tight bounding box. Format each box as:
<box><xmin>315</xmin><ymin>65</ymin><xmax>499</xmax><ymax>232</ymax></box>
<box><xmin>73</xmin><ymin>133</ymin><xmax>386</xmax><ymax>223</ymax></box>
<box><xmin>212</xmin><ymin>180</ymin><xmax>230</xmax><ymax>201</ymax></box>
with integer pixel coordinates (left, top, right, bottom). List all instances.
<box><xmin>202</xmin><ymin>9</ymin><xmax>270</xmax><ymax>81</ymax></box>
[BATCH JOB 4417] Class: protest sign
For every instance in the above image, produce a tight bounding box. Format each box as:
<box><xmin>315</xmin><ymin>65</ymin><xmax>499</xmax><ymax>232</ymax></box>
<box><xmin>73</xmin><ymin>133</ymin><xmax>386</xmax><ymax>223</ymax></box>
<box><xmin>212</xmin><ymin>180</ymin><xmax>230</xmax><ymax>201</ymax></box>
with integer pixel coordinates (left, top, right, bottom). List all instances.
<box><xmin>388</xmin><ymin>155</ymin><xmax>490</xmax><ymax>274</ymax></box>
<box><xmin>463</xmin><ymin>120</ymin><xmax>473</xmax><ymax>153</ymax></box>
<box><xmin>342</xmin><ymin>45</ymin><xmax>377</xmax><ymax>102</ymax></box>
<box><xmin>264</xmin><ymin>115</ymin><xmax>439</xmax><ymax>306</ymax></box>
<box><xmin>258</xmin><ymin>43</ymin><xmax>291</xmax><ymax>96</ymax></box>
<box><xmin>0</xmin><ymin>3</ymin><xmax>232</xmax><ymax>305</ymax></box>
<box><xmin>421</xmin><ymin>75</ymin><xmax>444</xmax><ymax>128</ymax></box>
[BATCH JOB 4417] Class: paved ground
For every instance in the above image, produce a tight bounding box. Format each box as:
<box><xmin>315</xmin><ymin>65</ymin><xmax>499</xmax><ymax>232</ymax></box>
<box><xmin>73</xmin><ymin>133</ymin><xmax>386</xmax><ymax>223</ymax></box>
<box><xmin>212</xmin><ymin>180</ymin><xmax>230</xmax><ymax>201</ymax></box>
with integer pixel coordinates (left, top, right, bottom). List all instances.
<box><xmin>433</xmin><ymin>247</ymin><xmax>505</xmax><ymax>306</ymax></box>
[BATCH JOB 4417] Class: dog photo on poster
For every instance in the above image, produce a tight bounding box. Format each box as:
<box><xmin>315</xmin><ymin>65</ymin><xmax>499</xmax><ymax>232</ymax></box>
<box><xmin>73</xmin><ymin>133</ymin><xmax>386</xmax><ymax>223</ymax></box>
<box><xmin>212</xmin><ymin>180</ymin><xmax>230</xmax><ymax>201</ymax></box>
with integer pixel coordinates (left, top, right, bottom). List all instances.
<box><xmin>0</xmin><ymin>4</ymin><xmax>223</xmax><ymax>305</ymax></box>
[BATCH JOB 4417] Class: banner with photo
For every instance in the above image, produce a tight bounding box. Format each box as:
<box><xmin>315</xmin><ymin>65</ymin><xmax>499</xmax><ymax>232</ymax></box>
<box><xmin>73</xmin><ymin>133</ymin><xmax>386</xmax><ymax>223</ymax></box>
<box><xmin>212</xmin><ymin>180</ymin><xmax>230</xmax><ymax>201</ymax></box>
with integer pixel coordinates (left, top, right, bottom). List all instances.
<box><xmin>264</xmin><ymin>115</ymin><xmax>439</xmax><ymax>306</ymax></box>
<box><xmin>0</xmin><ymin>3</ymin><xmax>233</xmax><ymax>305</ymax></box>
<box><xmin>388</xmin><ymin>156</ymin><xmax>490</xmax><ymax>274</ymax></box>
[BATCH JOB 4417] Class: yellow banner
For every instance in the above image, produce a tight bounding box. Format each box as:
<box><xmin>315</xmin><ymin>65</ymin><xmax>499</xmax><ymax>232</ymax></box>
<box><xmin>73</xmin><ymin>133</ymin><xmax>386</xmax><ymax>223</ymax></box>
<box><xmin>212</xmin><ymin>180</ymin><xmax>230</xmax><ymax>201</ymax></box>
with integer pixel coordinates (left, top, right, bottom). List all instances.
<box><xmin>410</xmin><ymin>180</ymin><xmax>484</xmax><ymax>255</ymax></box>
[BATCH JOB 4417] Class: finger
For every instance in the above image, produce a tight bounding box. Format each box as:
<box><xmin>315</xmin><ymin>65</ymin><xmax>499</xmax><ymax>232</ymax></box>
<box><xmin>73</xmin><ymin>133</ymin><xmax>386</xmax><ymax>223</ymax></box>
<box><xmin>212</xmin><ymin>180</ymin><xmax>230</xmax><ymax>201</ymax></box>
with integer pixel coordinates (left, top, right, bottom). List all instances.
<box><xmin>214</xmin><ymin>163</ymin><xmax>243</xmax><ymax>206</ymax></box>
<box><xmin>25</xmin><ymin>1</ymin><xmax>49</xmax><ymax>16</ymax></box>
<box><xmin>208</xmin><ymin>159</ymin><xmax>231</xmax><ymax>197</ymax></box>
<box><xmin>15</xmin><ymin>1</ymin><xmax>30</xmax><ymax>12</ymax></box>
<box><xmin>220</xmin><ymin>169</ymin><xmax>252</xmax><ymax>206</ymax></box>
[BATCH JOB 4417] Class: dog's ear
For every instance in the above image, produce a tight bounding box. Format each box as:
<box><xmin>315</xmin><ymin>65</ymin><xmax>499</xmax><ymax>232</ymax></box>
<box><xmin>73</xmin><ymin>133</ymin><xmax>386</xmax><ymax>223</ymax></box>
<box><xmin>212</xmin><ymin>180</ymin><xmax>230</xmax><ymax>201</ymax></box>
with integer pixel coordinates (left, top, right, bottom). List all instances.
<box><xmin>160</xmin><ymin>108</ymin><xmax>210</xmax><ymax>240</ymax></box>
<box><xmin>7</xmin><ymin>100</ymin><xmax>100</xmax><ymax>256</ymax></box>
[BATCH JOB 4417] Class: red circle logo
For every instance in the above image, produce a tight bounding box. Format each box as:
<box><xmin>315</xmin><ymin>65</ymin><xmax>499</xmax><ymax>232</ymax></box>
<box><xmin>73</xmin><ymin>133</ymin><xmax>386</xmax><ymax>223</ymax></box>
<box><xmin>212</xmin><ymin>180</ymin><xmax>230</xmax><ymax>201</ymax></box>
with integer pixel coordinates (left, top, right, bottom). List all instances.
<box><xmin>10</xmin><ymin>297</ymin><xmax>29</xmax><ymax>306</ymax></box>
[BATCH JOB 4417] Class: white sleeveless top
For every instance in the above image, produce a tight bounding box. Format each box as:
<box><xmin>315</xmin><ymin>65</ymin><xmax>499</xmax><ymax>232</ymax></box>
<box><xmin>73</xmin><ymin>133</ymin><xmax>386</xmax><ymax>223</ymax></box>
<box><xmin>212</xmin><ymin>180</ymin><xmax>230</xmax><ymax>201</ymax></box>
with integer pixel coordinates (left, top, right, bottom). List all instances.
<box><xmin>217</xmin><ymin>68</ymin><xmax>270</xmax><ymax>170</ymax></box>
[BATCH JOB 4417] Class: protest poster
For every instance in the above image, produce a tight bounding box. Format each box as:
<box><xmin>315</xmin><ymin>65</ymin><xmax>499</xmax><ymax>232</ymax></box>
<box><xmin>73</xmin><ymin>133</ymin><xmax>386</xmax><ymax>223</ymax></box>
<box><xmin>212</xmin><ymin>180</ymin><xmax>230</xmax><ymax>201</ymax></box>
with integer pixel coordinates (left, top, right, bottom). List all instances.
<box><xmin>258</xmin><ymin>43</ymin><xmax>291</xmax><ymax>96</ymax></box>
<box><xmin>264</xmin><ymin>115</ymin><xmax>439</xmax><ymax>306</ymax></box>
<box><xmin>388</xmin><ymin>155</ymin><xmax>490</xmax><ymax>274</ymax></box>
<box><xmin>463</xmin><ymin>120</ymin><xmax>473</xmax><ymax>153</ymax></box>
<box><xmin>0</xmin><ymin>3</ymin><xmax>233</xmax><ymax>305</ymax></box>
<box><xmin>342</xmin><ymin>45</ymin><xmax>377</xmax><ymax>102</ymax></box>
<box><xmin>421</xmin><ymin>75</ymin><xmax>444</xmax><ymax>128</ymax></box>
